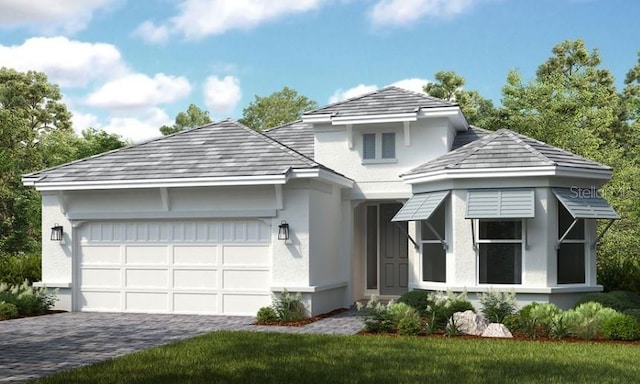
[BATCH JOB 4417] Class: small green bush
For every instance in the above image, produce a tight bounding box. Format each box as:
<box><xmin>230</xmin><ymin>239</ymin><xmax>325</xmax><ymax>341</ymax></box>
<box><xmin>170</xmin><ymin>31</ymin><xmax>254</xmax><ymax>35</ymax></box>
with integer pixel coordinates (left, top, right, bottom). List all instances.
<box><xmin>0</xmin><ymin>281</ymin><xmax>57</xmax><ymax>316</ymax></box>
<box><xmin>397</xmin><ymin>290</ymin><xmax>433</xmax><ymax>314</ymax></box>
<box><xmin>623</xmin><ymin>309</ymin><xmax>640</xmax><ymax>321</ymax></box>
<box><xmin>565</xmin><ymin>302</ymin><xmax>620</xmax><ymax>339</ymax></box>
<box><xmin>388</xmin><ymin>302</ymin><xmax>421</xmax><ymax>336</ymax></box>
<box><xmin>272</xmin><ymin>289</ymin><xmax>307</xmax><ymax>322</ymax></box>
<box><xmin>0</xmin><ymin>302</ymin><xmax>18</xmax><ymax>320</ymax></box>
<box><xmin>601</xmin><ymin>314</ymin><xmax>640</xmax><ymax>341</ymax></box>
<box><xmin>0</xmin><ymin>253</ymin><xmax>42</xmax><ymax>285</ymax></box>
<box><xmin>256</xmin><ymin>306</ymin><xmax>278</xmax><ymax>323</ymax></box>
<box><xmin>502</xmin><ymin>313</ymin><xmax>521</xmax><ymax>333</ymax></box>
<box><xmin>479</xmin><ymin>290</ymin><xmax>517</xmax><ymax>323</ymax></box>
<box><xmin>573</xmin><ymin>293</ymin><xmax>626</xmax><ymax>312</ymax></box>
<box><xmin>357</xmin><ymin>297</ymin><xmax>394</xmax><ymax>333</ymax></box>
<box><xmin>607</xmin><ymin>291</ymin><xmax>640</xmax><ymax>310</ymax></box>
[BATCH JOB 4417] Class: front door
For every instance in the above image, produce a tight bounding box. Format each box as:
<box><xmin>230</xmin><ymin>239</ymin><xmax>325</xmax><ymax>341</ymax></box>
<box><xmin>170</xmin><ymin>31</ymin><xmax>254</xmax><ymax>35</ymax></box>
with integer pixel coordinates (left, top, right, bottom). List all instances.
<box><xmin>379</xmin><ymin>203</ymin><xmax>409</xmax><ymax>296</ymax></box>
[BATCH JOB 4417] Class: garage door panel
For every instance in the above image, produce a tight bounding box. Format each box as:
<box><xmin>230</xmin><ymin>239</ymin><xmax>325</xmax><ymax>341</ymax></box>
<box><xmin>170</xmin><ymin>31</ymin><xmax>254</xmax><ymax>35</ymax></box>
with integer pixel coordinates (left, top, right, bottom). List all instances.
<box><xmin>80</xmin><ymin>268</ymin><xmax>121</xmax><ymax>288</ymax></box>
<box><xmin>173</xmin><ymin>269</ymin><xmax>217</xmax><ymax>289</ymax></box>
<box><xmin>223</xmin><ymin>270</ymin><xmax>269</xmax><ymax>290</ymax></box>
<box><xmin>80</xmin><ymin>291</ymin><xmax>121</xmax><ymax>311</ymax></box>
<box><xmin>125</xmin><ymin>246</ymin><xmax>167</xmax><ymax>265</ymax></box>
<box><xmin>126</xmin><ymin>269</ymin><xmax>168</xmax><ymax>289</ymax></box>
<box><xmin>173</xmin><ymin>246</ymin><xmax>217</xmax><ymax>265</ymax></box>
<box><xmin>223</xmin><ymin>294</ymin><xmax>270</xmax><ymax>314</ymax></box>
<box><xmin>126</xmin><ymin>292</ymin><xmax>168</xmax><ymax>312</ymax></box>
<box><xmin>80</xmin><ymin>246</ymin><xmax>121</xmax><ymax>265</ymax></box>
<box><xmin>173</xmin><ymin>293</ymin><xmax>217</xmax><ymax>314</ymax></box>
<box><xmin>79</xmin><ymin>219</ymin><xmax>272</xmax><ymax>315</ymax></box>
<box><xmin>223</xmin><ymin>245</ymin><xmax>269</xmax><ymax>266</ymax></box>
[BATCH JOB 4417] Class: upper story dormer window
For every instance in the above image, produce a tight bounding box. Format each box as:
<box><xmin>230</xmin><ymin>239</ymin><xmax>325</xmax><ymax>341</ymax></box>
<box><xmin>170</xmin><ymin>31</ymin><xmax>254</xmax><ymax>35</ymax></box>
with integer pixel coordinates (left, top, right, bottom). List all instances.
<box><xmin>362</xmin><ymin>132</ymin><xmax>396</xmax><ymax>163</ymax></box>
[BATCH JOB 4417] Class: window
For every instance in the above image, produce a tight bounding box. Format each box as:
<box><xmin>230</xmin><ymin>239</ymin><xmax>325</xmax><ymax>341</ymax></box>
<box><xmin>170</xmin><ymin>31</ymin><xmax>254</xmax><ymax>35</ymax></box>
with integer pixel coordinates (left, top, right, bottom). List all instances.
<box><xmin>557</xmin><ymin>203</ymin><xmax>585</xmax><ymax>284</ymax></box>
<box><xmin>361</xmin><ymin>132</ymin><xmax>396</xmax><ymax>162</ymax></box>
<box><xmin>421</xmin><ymin>202</ymin><xmax>446</xmax><ymax>282</ymax></box>
<box><xmin>478</xmin><ymin>220</ymin><xmax>522</xmax><ymax>284</ymax></box>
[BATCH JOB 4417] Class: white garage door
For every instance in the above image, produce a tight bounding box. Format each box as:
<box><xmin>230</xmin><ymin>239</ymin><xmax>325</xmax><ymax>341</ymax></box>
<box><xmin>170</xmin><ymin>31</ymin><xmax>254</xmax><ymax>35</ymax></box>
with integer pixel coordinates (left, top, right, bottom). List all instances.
<box><xmin>76</xmin><ymin>220</ymin><xmax>272</xmax><ymax>315</ymax></box>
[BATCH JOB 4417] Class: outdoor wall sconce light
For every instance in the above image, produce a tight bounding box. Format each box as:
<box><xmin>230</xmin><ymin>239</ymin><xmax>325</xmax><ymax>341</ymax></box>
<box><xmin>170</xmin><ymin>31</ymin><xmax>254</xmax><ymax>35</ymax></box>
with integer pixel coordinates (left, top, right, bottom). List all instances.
<box><xmin>278</xmin><ymin>221</ymin><xmax>290</xmax><ymax>241</ymax></box>
<box><xmin>50</xmin><ymin>224</ymin><xmax>63</xmax><ymax>241</ymax></box>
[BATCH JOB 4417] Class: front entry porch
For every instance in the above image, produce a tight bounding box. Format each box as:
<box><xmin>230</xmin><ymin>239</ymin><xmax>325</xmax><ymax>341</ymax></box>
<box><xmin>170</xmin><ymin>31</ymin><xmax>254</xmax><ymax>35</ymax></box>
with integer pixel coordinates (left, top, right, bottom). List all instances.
<box><xmin>356</xmin><ymin>202</ymin><xmax>409</xmax><ymax>300</ymax></box>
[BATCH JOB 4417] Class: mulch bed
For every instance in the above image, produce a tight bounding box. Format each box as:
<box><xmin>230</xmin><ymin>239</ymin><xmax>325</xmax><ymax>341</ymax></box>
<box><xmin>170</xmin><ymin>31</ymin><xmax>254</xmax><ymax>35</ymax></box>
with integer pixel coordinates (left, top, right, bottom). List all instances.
<box><xmin>254</xmin><ymin>308</ymin><xmax>349</xmax><ymax>327</ymax></box>
<box><xmin>0</xmin><ymin>309</ymin><xmax>67</xmax><ymax>321</ymax></box>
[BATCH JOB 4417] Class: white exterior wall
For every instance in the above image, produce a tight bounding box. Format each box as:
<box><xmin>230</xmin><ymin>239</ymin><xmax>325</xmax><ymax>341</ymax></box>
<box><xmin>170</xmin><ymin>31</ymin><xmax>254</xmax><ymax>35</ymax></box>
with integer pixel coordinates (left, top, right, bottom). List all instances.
<box><xmin>313</xmin><ymin>118</ymin><xmax>452</xmax><ymax>199</ymax></box>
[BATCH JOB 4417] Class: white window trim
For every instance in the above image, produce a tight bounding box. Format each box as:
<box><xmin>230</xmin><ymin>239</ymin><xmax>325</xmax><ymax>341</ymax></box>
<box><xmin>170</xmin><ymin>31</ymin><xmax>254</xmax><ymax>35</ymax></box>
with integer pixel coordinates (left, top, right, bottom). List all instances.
<box><xmin>361</xmin><ymin>132</ymin><xmax>397</xmax><ymax>164</ymax></box>
<box><xmin>476</xmin><ymin>219</ymin><xmax>524</xmax><ymax>285</ymax></box>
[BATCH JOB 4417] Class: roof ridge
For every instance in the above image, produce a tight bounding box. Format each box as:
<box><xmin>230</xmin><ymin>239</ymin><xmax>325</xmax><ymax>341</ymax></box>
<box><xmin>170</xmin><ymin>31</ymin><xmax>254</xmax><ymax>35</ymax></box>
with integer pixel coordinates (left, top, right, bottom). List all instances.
<box><xmin>304</xmin><ymin>87</ymin><xmax>386</xmax><ymax>115</ymax></box>
<box><xmin>501</xmin><ymin>130</ymin><xmax>556</xmax><ymax>166</ymax></box>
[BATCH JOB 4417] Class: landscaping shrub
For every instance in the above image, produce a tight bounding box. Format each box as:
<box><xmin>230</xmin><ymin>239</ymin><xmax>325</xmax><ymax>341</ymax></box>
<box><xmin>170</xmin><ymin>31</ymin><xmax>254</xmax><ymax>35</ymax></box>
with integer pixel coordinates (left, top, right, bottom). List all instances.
<box><xmin>272</xmin><ymin>289</ymin><xmax>307</xmax><ymax>322</ymax></box>
<box><xmin>397</xmin><ymin>290</ymin><xmax>433</xmax><ymax>314</ymax></box>
<box><xmin>597</xmin><ymin>252</ymin><xmax>640</xmax><ymax>295</ymax></box>
<box><xmin>564</xmin><ymin>302</ymin><xmax>620</xmax><ymax>339</ymax></box>
<box><xmin>0</xmin><ymin>302</ymin><xmax>18</xmax><ymax>320</ymax></box>
<box><xmin>0</xmin><ymin>253</ymin><xmax>41</xmax><ymax>285</ymax></box>
<box><xmin>357</xmin><ymin>297</ymin><xmax>394</xmax><ymax>333</ymax></box>
<box><xmin>0</xmin><ymin>281</ymin><xmax>57</xmax><ymax>316</ymax></box>
<box><xmin>388</xmin><ymin>302</ymin><xmax>421</xmax><ymax>336</ymax></box>
<box><xmin>573</xmin><ymin>292</ymin><xmax>626</xmax><ymax>312</ymax></box>
<box><xmin>601</xmin><ymin>314</ymin><xmax>640</xmax><ymax>341</ymax></box>
<box><xmin>479</xmin><ymin>290</ymin><xmax>517</xmax><ymax>323</ymax></box>
<box><xmin>502</xmin><ymin>313</ymin><xmax>521</xmax><ymax>333</ymax></box>
<box><xmin>607</xmin><ymin>291</ymin><xmax>640</xmax><ymax>310</ymax></box>
<box><xmin>256</xmin><ymin>306</ymin><xmax>279</xmax><ymax>323</ymax></box>
<box><xmin>623</xmin><ymin>309</ymin><xmax>640</xmax><ymax>321</ymax></box>
<box><xmin>430</xmin><ymin>291</ymin><xmax>475</xmax><ymax>328</ymax></box>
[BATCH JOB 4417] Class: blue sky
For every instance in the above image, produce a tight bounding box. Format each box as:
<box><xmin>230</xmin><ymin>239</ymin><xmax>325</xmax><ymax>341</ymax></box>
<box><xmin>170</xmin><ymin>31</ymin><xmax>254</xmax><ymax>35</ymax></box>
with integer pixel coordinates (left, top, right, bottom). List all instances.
<box><xmin>0</xmin><ymin>0</ymin><xmax>638</xmax><ymax>141</ymax></box>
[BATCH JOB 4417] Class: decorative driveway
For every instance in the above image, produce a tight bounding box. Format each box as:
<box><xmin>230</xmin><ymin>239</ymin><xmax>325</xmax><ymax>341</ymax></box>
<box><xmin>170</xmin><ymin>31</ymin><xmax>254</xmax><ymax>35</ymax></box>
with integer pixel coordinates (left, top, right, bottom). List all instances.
<box><xmin>0</xmin><ymin>311</ymin><xmax>363</xmax><ymax>383</ymax></box>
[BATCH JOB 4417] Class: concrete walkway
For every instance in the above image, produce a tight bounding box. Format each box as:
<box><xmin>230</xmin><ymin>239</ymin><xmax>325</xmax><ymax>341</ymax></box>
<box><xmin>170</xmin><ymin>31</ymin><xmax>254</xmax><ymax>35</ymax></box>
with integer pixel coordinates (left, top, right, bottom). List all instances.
<box><xmin>0</xmin><ymin>310</ymin><xmax>364</xmax><ymax>383</ymax></box>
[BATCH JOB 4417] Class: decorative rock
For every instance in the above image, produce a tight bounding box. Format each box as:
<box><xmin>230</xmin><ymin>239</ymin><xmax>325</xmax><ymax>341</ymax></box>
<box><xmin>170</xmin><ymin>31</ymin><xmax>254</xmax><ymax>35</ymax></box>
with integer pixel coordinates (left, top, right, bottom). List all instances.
<box><xmin>452</xmin><ymin>310</ymin><xmax>489</xmax><ymax>336</ymax></box>
<box><xmin>481</xmin><ymin>323</ymin><xmax>513</xmax><ymax>338</ymax></box>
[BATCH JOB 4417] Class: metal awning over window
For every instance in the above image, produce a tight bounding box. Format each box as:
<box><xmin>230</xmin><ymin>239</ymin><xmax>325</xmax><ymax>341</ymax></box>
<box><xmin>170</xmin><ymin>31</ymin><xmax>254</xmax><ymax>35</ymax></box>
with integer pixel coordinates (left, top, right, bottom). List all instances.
<box><xmin>392</xmin><ymin>190</ymin><xmax>450</xmax><ymax>222</ymax></box>
<box><xmin>552</xmin><ymin>188</ymin><xmax>620</xmax><ymax>219</ymax></box>
<box><xmin>466</xmin><ymin>189</ymin><xmax>535</xmax><ymax>219</ymax></box>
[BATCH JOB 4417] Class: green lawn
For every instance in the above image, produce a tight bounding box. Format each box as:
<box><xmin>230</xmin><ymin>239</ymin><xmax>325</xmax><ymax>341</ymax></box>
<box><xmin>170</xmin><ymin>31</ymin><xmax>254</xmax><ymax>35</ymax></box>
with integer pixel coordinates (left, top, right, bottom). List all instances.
<box><xmin>34</xmin><ymin>332</ymin><xmax>640</xmax><ymax>384</ymax></box>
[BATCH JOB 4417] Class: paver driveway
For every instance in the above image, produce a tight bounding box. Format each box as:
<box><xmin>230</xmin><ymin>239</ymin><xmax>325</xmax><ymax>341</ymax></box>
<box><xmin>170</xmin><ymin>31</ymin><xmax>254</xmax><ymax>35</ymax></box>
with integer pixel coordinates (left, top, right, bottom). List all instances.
<box><xmin>0</xmin><ymin>311</ymin><xmax>363</xmax><ymax>383</ymax></box>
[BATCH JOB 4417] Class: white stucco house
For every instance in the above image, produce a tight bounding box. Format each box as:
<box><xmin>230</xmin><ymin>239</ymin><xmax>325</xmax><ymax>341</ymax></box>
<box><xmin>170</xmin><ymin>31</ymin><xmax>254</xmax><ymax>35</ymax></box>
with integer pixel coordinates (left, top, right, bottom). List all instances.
<box><xmin>23</xmin><ymin>87</ymin><xmax>619</xmax><ymax>315</ymax></box>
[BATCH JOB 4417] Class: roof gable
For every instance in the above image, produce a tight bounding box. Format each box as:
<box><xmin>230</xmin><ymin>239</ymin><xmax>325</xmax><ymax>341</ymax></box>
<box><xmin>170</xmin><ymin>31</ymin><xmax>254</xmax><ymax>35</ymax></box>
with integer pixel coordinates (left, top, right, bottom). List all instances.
<box><xmin>404</xmin><ymin>128</ymin><xmax>611</xmax><ymax>178</ymax></box>
<box><xmin>25</xmin><ymin>120</ymin><xmax>322</xmax><ymax>185</ymax></box>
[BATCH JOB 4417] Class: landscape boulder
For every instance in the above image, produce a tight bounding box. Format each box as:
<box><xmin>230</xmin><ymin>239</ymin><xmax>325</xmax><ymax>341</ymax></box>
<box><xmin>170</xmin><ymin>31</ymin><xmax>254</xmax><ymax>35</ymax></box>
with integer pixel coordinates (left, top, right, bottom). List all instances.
<box><xmin>451</xmin><ymin>310</ymin><xmax>489</xmax><ymax>336</ymax></box>
<box><xmin>481</xmin><ymin>323</ymin><xmax>513</xmax><ymax>338</ymax></box>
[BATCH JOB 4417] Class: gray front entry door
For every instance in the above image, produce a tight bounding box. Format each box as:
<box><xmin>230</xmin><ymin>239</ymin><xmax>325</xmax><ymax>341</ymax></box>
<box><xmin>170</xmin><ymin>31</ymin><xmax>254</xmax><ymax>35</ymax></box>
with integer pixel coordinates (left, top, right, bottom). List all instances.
<box><xmin>379</xmin><ymin>203</ymin><xmax>409</xmax><ymax>296</ymax></box>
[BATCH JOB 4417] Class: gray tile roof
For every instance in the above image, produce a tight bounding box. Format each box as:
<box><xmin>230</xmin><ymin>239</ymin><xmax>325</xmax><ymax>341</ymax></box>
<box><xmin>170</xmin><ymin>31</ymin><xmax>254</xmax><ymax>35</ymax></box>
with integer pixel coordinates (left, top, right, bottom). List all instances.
<box><xmin>25</xmin><ymin>119</ymin><xmax>324</xmax><ymax>184</ymax></box>
<box><xmin>451</xmin><ymin>126</ymin><xmax>492</xmax><ymax>150</ymax></box>
<box><xmin>264</xmin><ymin>120</ymin><xmax>314</xmax><ymax>159</ymax></box>
<box><xmin>405</xmin><ymin>128</ymin><xmax>611</xmax><ymax>176</ymax></box>
<box><xmin>304</xmin><ymin>86</ymin><xmax>458</xmax><ymax>117</ymax></box>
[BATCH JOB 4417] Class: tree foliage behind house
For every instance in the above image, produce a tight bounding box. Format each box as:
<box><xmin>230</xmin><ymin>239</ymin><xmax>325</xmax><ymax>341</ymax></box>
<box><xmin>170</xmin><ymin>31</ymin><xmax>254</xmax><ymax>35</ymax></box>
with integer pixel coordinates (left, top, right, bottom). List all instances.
<box><xmin>0</xmin><ymin>67</ymin><xmax>127</xmax><ymax>257</ymax></box>
<box><xmin>160</xmin><ymin>104</ymin><xmax>212</xmax><ymax>135</ymax></box>
<box><xmin>239</xmin><ymin>86</ymin><xmax>318</xmax><ymax>131</ymax></box>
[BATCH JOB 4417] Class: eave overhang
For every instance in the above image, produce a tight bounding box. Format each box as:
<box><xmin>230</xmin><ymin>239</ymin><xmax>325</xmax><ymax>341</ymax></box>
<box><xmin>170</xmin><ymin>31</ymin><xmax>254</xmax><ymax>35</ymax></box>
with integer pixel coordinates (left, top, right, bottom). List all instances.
<box><xmin>401</xmin><ymin>166</ymin><xmax>613</xmax><ymax>185</ymax></box>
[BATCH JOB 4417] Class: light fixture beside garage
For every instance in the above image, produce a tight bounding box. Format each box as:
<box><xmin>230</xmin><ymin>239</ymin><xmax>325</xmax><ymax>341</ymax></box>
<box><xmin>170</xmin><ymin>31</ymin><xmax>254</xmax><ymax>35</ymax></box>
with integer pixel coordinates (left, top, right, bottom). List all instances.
<box><xmin>278</xmin><ymin>221</ymin><xmax>290</xmax><ymax>241</ymax></box>
<box><xmin>50</xmin><ymin>224</ymin><xmax>63</xmax><ymax>241</ymax></box>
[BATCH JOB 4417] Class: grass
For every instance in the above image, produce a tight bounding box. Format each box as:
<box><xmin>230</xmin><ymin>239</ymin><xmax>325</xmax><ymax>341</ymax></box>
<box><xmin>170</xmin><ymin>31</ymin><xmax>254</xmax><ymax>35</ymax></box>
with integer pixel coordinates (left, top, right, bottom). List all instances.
<box><xmin>34</xmin><ymin>332</ymin><xmax>640</xmax><ymax>384</ymax></box>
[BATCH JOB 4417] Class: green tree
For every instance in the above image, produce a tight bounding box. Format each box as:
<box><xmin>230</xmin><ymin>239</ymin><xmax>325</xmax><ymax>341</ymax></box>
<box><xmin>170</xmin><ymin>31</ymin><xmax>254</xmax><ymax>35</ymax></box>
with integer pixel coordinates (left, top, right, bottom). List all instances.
<box><xmin>39</xmin><ymin>127</ymin><xmax>129</xmax><ymax>168</ymax></box>
<box><xmin>0</xmin><ymin>68</ymin><xmax>73</xmax><ymax>255</ymax></box>
<box><xmin>160</xmin><ymin>104</ymin><xmax>212</xmax><ymax>135</ymax></box>
<box><xmin>239</xmin><ymin>87</ymin><xmax>318</xmax><ymax>131</ymax></box>
<box><xmin>423</xmin><ymin>71</ymin><xmax>499</xmax><ymax>129</ymax></box>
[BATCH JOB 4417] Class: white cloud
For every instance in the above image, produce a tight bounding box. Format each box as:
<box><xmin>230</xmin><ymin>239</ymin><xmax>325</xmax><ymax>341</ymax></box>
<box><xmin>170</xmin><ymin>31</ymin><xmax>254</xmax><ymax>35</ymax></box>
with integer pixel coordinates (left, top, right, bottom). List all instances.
<box><xmin>328</xmin><ymin>78</ymin><xmax>431</xmax><ymax>103</ymax></box>
<box><xmin>369</xmin><ymin>0</ymin><xmax>475</xmax><ymax>26</ymax></box>
<box><xmin>328</xmin><ymin>84</ymin><xmax>377</xmax><ymax>104</ymax></box>
<box><xmin>86</xmin><ymin>73</ymin><xmax>192</xmax><ymax>110</ymax></box>
<box><xmin>72</xmin><ymin>108</ymin><xmax>171</xmax><ymax>143</ymax></box>
<box><xmin>0</xmin><ymin>0</ymin><xmax>119</xmax><ymax>34</ymax></box>
<box><xmin>390</xmin><ymin>78</ymin><xmax>430</xmax><ymax>94</ymax></box>
<box><xmin>136</xmin><ymin>0</ymin><xmax>325</xmax><ymax>42</ymax></box>
<box><xmin>204</xmin><ymin>75</ymin><xmax>242</xmax><ymax>116</ymax></box>
<box><xmin>0</xmin><ymin>37</ymin><xmax>127</xmax><ymax>87</ymax></box>
<box><xmin>132</xmin><ymin>21</ymin><xmax>170</xmax><ymax>44</ymax></box>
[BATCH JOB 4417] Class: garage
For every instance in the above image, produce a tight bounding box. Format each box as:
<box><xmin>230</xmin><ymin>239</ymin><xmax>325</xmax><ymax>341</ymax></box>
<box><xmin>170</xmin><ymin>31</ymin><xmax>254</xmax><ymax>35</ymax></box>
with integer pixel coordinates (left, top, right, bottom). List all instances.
<box><xmin>76</xmin><ymin>219</ymin><xmax>272</xmax><ymax>315</ymax></box>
